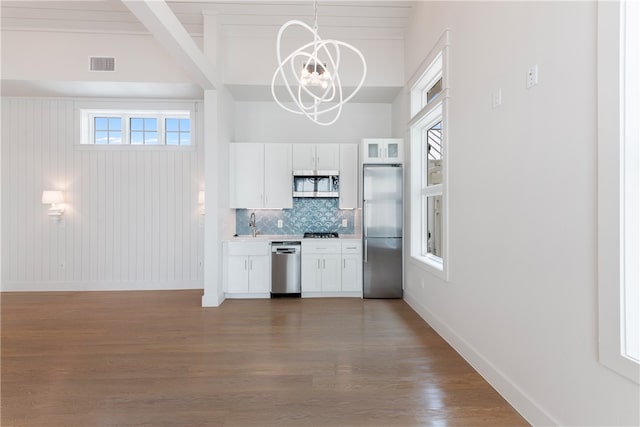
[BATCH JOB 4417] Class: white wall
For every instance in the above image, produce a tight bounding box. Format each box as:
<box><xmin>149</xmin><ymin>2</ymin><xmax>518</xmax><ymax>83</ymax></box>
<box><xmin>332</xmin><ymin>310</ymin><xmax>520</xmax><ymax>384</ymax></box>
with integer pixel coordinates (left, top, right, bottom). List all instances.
<box><xmin>234</xmin><ymin>101</ymin><xmax>392</xmax><ymax>143</ymax></box>
<box><xmin>400</xmin><ymin>2</ymin><xmax>640</xmax><ymax>426</ymax></box>
<box><xmin>1</xmin><ymin>30</ymin><xmax>196</xmax><ymax>83</ymax></box>
<box><xmin>1</xmin><ymin>97</ymin><xmax>204</xmax><ymax>291</ymax></box>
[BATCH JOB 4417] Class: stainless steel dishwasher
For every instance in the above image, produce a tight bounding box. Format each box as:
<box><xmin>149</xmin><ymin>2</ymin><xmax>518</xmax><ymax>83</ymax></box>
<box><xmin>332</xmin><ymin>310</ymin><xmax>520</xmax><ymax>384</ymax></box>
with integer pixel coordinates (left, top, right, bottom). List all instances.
<box><xmin>271</xmin><ymin>241</ymin><xmax>301</xmax><ymax>297</ymax></box>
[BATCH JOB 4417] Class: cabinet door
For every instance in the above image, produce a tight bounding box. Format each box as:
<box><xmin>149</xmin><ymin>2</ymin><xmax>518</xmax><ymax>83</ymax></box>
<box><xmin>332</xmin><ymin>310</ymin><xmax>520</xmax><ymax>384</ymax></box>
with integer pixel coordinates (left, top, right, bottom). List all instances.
<box><xmin>248</xmin><ymin>255</ymin><xmax>270</xmax><ymax>293</ymax></box>
<box><xmin>230</xmin><ymin>143</ymin><xmax>264</xmax><ymax>208</ymax></box>
<box><xmin>315</xmin><ymin>144</ymin><xmax>340</xmax><ymax>170</ymax></box>
<box><xmin>384</xmin><ymin>140</ymin><xmax>403</xmax><ymax>163</ymax></box>
<box><xmin>339</xmin><ymin>144</ymin><xmax>358</xmax><ymax>209</ymax></box>
<box><xmin>264</xmin><ymin>144</ymin><xmax>293</xmax><ymax>208</ymax></box>
<box><xmin>292</xmin><ymin>144</ymin><xmax>316</xmax><ymax>171</ymax></box>
<box><xmin>341</xmin><ymin>254</ymin><xmax>362</xmax><ymax>292</ymax></box>
<box><xmin>227</xmin><ymin>256</ymin><xmax>249</xmax><ymax>293</ymax></box>
<box><xmin>362</xmin><ymin>139</ymin><xmax>383</xmax><ymax>163</ymax></box>
<box><xmin>321</xmin><ymin>254</ymin><xmax>342</xmax><ymax>292</ymax></box>
<box><xmin>301</xmin><ymin>255</ymin><xmax>322</xmax><ymax>292</ymax></box>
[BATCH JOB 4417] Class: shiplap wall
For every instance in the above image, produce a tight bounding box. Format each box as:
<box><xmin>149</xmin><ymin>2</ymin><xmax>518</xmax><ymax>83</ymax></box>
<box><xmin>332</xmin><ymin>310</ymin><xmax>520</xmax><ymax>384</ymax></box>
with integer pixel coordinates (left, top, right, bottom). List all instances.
<box><xmin>1</xmin><ymin>97</ymin><xmax>204</xmax><ymax>290</ymax></box>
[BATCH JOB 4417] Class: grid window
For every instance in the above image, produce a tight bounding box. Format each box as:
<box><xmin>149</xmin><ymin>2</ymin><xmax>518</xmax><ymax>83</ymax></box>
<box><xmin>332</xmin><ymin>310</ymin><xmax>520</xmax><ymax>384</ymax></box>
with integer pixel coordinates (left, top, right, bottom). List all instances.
<box><xmin>81</xmin><ymin>109</ymin><xmax>193</xmax><ymax>146</ymax></box>
<box><xmin>165</xmin><ymin>118</ymin><xmax>191</xmax><ymax>145</ymax></box>
<box><xmin>94</xmin><ymin>117</ymin><xmax>122</xmax><ymax>145</ymax></box>
<box><xmin>130</xmin><ymin>118</ymin><xmax>158</xmax><ymax>145</ymax></box>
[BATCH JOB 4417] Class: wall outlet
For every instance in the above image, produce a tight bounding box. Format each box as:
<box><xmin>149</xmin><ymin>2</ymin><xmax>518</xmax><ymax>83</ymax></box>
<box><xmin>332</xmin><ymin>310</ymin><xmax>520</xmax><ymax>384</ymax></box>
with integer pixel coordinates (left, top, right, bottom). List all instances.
<box><xmin>277</xmin><ymin>219</ymin><xmax>283</xmax><ymax>228</ymax></box>
<box><xmin>526</xmin><ymin>64</ymin><xmax>539</xmax><ymax>89</ymax></box>
<box><xmin>342</xmin><ymin>219</ymin><xmax>348</xmax><ymax>227</ymax></box>
<box><xmin>58</xmin><ymin>262</ymin><xmax>65</xmax><ymax>270</ymax></box>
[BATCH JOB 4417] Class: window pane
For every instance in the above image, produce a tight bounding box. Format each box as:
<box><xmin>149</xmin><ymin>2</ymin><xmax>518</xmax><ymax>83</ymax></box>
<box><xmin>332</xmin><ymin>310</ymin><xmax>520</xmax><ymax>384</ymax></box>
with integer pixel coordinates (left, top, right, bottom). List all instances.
<box><xmin>424</xmin><ymin>78</ymin><xmax>443</xmax><ymax>105</ymax></box>
<box><xmin>166</xmin><ymin>118</ymin><xmax>179</xmax><ymax>132</ymax></box>
<box><xmin>144</xmin><ymin>118</ymin><xmax>157</xmax><ymax>131</ymax></box>
<box><xmin>144</xmin><ymin>131</ymin><xmax>158</xmax><ymax>145</ymax></box>
<box><xmin>426</xmin><ymin>121</ymin><xmax>443</xmax><ymax>185</ymax></box>
<box><xmin>131</xmin><ymin>131</ymin><xmax>143</xmax><ymax>145</ymax></box>
<box><xmin>109</xmin><ymin>131</ymin><xmax>122</xmax><ymax>145</ymax></box>
<box><xmin>108</xmin><ymin>118</ymin><xmax>121</xmax><ymax>130</ymax></box>
<box><xmin>180</xmin><ymin>132</ymin><xmax>191</xmax><ymax>145</ymax></box>
<box><xmin>130</xmin><ymin>118</ymin><xmax>143</xmax><ymax>131</ymax></box>
<box><xmin>166</xmin><ymin>132</ymin><xmax>179</xmax><ymax>145</ymax></box>
<box><xmin>95</xmin><ymin>117</ymin><xmax>108</xmax><ymax>131</ymax></box>
<box><xmin>426</xmin><ymin>195</ymin><xmax>443</xmax><ymax>258</ymax></box>
<box><xmin>179</xmin><ymin>118</ymin><xmax>190</xmax><ymax>131</ymax></box>
<box><xmin>95</xmin><ymin>130</ymin><xmax>108</xmax><ymax>144</ymax></box>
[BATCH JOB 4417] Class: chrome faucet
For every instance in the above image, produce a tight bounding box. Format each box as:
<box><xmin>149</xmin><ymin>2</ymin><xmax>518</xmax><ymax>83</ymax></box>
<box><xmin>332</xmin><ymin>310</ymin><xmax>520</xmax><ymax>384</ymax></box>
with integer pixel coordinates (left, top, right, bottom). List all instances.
<box><xmin>249</xmin><ymin>212</ymin><xmax>257</xmax><ymax>237</ymax></box>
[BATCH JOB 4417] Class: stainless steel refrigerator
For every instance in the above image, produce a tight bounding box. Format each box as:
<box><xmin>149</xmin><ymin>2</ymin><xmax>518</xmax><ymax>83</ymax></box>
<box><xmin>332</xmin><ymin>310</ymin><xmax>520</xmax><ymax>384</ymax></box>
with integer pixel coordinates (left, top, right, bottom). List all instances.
<box><xmin>363</xmin><ymin>165</ymin><xmax>403</xmax><ymax>298</ymax></box>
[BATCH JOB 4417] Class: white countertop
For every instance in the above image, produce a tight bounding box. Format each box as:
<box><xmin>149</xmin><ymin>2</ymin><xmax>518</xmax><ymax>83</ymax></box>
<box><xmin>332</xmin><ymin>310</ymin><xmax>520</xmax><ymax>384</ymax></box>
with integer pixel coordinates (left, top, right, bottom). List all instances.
<box><xmin>228</xmin><ymin>234</ymin><xmax>361</xmax><ymax>242</ymax></box>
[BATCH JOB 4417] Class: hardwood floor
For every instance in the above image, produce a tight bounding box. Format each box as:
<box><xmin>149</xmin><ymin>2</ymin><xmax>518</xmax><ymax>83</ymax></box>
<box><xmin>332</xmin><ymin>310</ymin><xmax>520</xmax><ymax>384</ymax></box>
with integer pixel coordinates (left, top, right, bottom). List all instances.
<box><xmin>1</xmin><ymin>291</ymin><xmax>529</xmax><ymax>426</ymax></box>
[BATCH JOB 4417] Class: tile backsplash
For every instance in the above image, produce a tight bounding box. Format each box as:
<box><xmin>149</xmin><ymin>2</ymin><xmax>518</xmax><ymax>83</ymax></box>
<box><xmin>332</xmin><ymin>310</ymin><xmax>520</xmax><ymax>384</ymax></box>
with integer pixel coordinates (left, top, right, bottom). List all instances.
<box><xmin>236</xmin><ymin>198</ymin><xmax>356</xmax><ymax>235</ymax></box>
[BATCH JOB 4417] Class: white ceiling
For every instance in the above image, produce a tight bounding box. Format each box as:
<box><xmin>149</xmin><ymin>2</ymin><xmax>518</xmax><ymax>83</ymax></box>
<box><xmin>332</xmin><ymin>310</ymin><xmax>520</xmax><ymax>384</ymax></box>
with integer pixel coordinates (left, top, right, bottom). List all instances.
<box><xmin>1</xmin><ymin>0</ymin><xmax>414</xmax><ymax>37</ymax></box>
<box><xmin>1</xmin><ymin>0</ymin><xmax>415</xmax><ymax>100</ymax></box>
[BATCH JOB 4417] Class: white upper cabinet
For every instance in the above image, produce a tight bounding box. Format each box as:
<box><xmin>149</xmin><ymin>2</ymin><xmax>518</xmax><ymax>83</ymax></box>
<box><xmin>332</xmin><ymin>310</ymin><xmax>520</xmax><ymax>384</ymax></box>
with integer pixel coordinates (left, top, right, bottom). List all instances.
<box><xmin>293</xmin><ymin>144</ymin><xmax>339</xmax><ymax>171</ymax></box>
<box><xmin>362</xmin><ymin>138</ymin><xmax>403</xmax><ymax>164</ymax></box>
<box><xmin>264</xmin><ymin>144</ymin><xmax>293</xmax><ymax>208</ymax></box>
<box><xmin>230</xmin><ymin>143</ymin><xmax>264</xmax><ymax>208</ymax></box>
<box><xmin>339</xmin><ymin>144</ymin><xmax>358</xmax><ymax>209</ymax></box>
<box><xmin>230</xmin><ymin>143</ymin><xmax>292</xmax><ymax>209</ymax></box>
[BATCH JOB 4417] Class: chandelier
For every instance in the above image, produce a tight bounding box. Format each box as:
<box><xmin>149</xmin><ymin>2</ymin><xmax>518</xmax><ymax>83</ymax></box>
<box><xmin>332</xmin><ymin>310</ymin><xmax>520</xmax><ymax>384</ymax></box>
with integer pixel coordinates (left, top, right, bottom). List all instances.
<box><xmin>271</xmin><ymin>0</ymin><xmax>367</xmax><ymax>126</ymax></box>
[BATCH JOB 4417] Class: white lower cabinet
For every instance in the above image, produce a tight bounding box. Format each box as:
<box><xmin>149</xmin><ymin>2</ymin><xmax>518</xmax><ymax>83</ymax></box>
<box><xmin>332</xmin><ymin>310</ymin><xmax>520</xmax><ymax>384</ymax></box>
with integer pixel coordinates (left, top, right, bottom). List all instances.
<box><xmin>302</xmin><ymin>240</ymin><xmax>362</xmax><ymax>297</ymax></box>
<box><xmin>341</xmin><ymin>241</ymin><xmax>362</xmax><ymax>294</ymax></box>
<box><xmin>225</xmin><ymin>241</ymin><xmax>270</xmax><ymax>298</ymax></box>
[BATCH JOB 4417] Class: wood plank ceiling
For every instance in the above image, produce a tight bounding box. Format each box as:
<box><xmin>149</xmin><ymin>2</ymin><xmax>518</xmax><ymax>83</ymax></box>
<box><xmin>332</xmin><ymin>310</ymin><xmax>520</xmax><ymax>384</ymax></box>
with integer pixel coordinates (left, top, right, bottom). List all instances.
<box><xmin>1</xmin><ymin>0</ymin><xmax>414</xmax><ymax>39</ymax></box>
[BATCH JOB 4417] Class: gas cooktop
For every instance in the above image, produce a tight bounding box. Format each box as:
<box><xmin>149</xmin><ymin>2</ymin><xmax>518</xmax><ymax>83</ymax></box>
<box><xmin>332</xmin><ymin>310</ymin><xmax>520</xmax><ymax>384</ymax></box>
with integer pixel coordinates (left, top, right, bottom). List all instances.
<box><xmin>304</xmin><ymin>232</ymin><xmax>339</xmax><ymax>239</ymax></box>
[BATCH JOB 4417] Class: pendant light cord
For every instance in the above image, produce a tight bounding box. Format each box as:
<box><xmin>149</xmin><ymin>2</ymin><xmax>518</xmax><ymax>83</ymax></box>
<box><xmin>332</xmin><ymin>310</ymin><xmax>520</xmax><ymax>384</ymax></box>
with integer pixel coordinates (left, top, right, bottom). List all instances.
<box><xmin>313</xmin><ymin>0</ymin><xmax>318</xmax><ymax>31</ymax></box>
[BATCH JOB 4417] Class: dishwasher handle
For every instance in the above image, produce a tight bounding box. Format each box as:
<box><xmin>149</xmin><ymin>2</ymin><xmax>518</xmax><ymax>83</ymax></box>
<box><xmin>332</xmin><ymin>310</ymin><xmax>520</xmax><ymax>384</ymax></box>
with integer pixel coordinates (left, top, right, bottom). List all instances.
<box><xmin>274</xmin><ymin>248</ymin><xmax>297</xmax><ymax>254</ymax></box>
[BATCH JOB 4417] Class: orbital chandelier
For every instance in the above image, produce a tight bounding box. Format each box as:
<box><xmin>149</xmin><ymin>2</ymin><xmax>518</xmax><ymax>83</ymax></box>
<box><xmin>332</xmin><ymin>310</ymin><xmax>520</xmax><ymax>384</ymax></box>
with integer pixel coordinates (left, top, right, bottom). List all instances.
<box><xmin>271</xmin><ymin>0</ymin><xmax>367</xmax><ymax>126</ymax></box>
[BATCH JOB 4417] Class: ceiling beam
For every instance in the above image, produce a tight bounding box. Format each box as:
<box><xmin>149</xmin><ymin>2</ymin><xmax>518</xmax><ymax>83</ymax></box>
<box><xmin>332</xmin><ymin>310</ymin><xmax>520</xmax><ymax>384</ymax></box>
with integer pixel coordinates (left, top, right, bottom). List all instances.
<box><xmin>122</xmin><ymin>0</ymin><xmax>216</xmax><ymax>90</ymax></box>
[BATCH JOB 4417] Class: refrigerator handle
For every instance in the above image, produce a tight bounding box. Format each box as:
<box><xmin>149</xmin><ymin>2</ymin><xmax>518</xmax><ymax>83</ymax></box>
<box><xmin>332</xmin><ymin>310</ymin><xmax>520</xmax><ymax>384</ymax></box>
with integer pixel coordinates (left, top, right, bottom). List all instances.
<box><xmin>363</xmin><ymin>200</ymin><xmax>368</xmax><ymax>237</ymax></box>
<box><xmin>364</xmin><ymin>239</ymin><xmax>368</xmax><ymax>263</ymax></box>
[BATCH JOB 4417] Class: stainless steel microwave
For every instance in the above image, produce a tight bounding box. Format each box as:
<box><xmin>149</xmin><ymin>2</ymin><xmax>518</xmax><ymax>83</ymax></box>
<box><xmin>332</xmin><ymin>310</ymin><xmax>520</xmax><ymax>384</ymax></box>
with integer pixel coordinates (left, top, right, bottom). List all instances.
<box><xmin>292</xmin><ymin>172</ymin><xmax>339</xmax><ymax>198</ymax></box>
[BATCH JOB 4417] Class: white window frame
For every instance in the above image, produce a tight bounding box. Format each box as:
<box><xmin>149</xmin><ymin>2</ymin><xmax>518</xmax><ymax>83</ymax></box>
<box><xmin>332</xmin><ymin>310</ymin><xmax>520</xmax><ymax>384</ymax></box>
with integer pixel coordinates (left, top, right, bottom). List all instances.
<box><xmin>408</xmin><ymin>30</ymin><xmax>450</xmax><ymax>281</ymax></box>
<box><xmin>75</xmin><ymin>101</ymin><xmax>197</xmax><ymax>150</ymax></box>
<box><xmin>597</xmin><ymin>0</ymin><xmax>640</xmax><ymax>383</ymax></box>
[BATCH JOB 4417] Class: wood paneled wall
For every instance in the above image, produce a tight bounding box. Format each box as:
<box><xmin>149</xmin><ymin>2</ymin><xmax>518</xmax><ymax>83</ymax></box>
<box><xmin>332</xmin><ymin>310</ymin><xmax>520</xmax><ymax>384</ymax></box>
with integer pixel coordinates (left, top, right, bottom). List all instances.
<box><xmin>1</xmin><ymin>98</ymin><xmax>204</xmax><ymax>290</ymax></box>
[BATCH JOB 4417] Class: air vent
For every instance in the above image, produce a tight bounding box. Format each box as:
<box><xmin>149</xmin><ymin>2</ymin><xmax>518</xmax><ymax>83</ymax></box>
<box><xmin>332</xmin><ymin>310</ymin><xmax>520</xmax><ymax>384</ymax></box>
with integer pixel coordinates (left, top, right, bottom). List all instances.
<box><xmin>89</xmin><ymin>57</ymin><xmax>115</xmax><ymax>72</ymax></box>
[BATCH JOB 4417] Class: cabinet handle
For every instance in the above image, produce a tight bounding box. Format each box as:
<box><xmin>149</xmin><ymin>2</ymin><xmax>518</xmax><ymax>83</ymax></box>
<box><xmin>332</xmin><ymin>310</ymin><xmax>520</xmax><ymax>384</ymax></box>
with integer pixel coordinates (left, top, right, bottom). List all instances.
<box><xmin>343</xmin><ymin>259</ymin><xmax>346</xmax><ymax>268</ymax></box>
<box><xmin>249</xmin><ymin>259</ymin><xmax>253</xmax><ymax>270</ymax></box>
<box><xmin>317</xmin><ymin>259</ymin><xmax>320</xmax><ymax>269</ymax></box>
<box><xmin>323</xmin><ymin>259</ymin><xmax>325</xmax><ymax>269</ymax></box>
<box><xmin>244</xmin><ymin>259</ymin><xmax>247</xmax><ymax>270</ymax></box>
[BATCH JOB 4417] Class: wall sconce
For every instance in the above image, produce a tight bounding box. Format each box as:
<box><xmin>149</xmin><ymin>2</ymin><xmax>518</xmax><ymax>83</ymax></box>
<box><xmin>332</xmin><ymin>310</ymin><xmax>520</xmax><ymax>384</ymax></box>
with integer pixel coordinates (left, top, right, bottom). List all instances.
<box><xmin>198</xmin><ymin>191</ymin><xmax>205</xmax><ymax>215</ymax></box>
<box><xmin>42</xmin><ymin>190</ymin><xmax>65</xmax><ymax>220</ymax></box>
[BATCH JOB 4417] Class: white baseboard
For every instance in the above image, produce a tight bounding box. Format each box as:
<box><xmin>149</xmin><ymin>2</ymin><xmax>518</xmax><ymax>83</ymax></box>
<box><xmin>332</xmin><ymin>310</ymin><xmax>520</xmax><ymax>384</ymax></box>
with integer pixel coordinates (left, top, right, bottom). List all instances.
<box><xmin>1</xmin><ymin>280</ymin><xmax>203</xmax><ymax>292</ymax></box>
<box><xmin>404</xmin><ymin>290</ymin><xmax>559</xmax><ymax>427</ymax></box>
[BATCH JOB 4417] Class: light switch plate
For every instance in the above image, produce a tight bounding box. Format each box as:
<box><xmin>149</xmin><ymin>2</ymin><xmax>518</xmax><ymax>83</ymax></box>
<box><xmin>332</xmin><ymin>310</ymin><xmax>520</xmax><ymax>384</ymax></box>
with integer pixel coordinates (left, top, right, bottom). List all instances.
<box><xmin>342</xmin><ymin>219</ymin><xmax>348</xmax><ymax>227</ymax></box>
<box><xmin>277</xmin><ymin>220</ymin><xmax>283</xmax><ymax>228</ymax></box>
<box><xmin>492</xmin><ymin>88</ymin><xmax>502</xmax><ymax>108</ymax></box>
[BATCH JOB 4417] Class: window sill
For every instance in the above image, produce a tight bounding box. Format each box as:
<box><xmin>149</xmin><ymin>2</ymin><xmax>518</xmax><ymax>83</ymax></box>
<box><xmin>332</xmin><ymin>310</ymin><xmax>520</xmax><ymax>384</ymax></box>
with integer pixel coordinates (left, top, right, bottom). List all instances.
<box><xmin>74</xmin><ymin>144</ymin><xmax>196</xmax><ymax>152</ymax></box>
<box><xmin>409</xmin><ymin>253</ymin><xmax>447</xmax><ymax>281</ymax></box>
